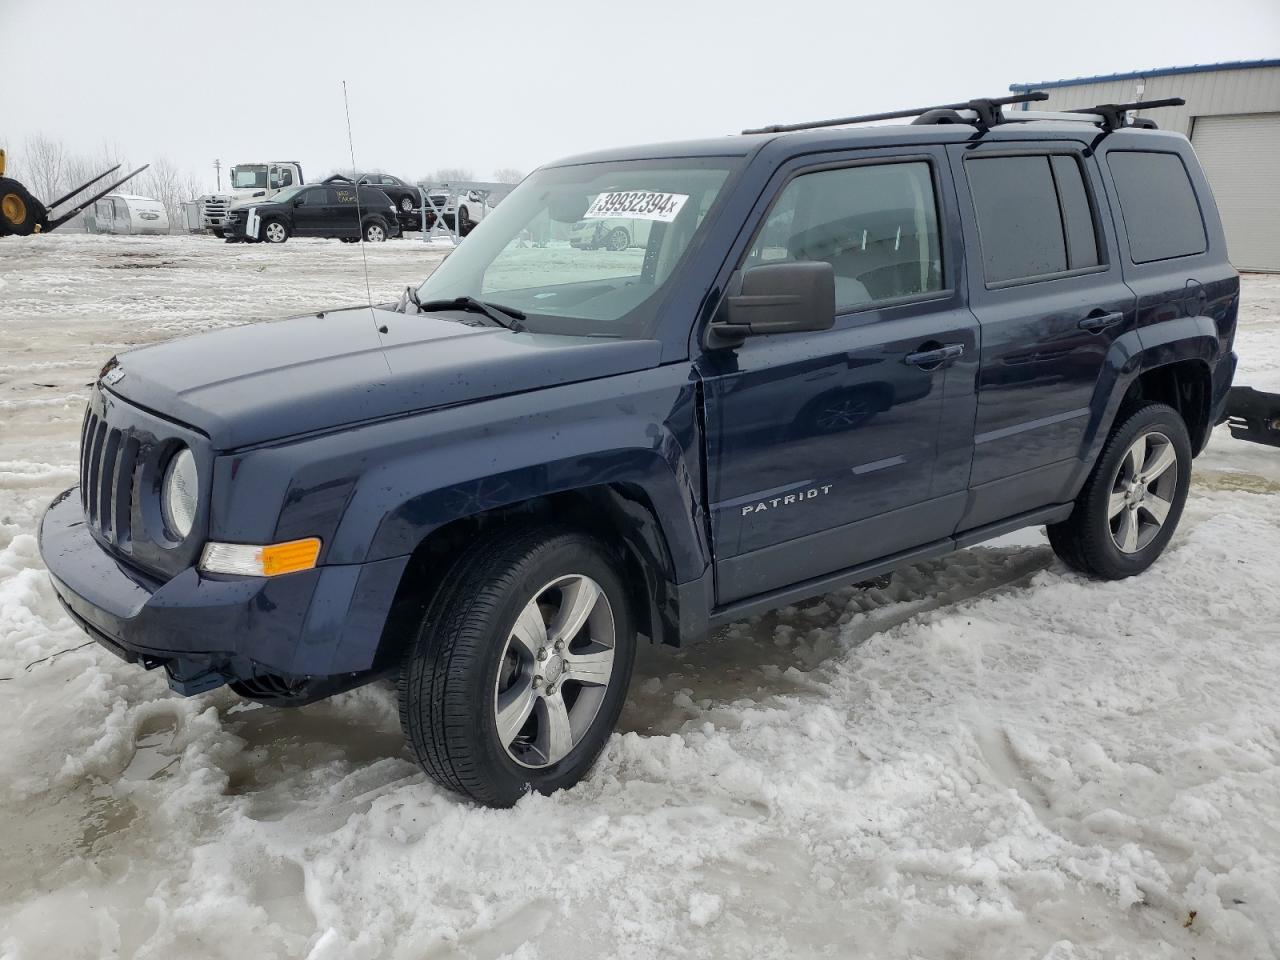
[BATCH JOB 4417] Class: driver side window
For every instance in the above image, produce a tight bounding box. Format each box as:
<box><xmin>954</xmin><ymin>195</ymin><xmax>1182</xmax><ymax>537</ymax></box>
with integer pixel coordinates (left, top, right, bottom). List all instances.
<box><xmin>746</xmin><ymin>161</ymin><xmax>943</xmax><ymax>311</ymax></box>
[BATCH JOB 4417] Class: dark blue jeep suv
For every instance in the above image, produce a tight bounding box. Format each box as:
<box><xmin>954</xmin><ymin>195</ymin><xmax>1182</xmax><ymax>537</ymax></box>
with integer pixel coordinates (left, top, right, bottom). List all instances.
<box><xmin>39</xmin><ymin>95</ymin><xmax>1239</xmax><ymax>806</ymax></box>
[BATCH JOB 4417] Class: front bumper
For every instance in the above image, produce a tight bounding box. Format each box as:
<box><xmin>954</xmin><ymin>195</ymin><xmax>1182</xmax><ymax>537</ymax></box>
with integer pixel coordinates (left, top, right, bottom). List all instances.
<box><xmin>38</xmin><ymin>488</ymin><xmax>408</xmax><ymax>696</ymax></box>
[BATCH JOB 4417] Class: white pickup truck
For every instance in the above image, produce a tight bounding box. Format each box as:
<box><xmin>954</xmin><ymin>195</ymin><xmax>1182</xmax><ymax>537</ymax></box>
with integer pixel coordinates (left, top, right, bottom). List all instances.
<box><xmin>199</xmin><ymin>162</ymin><xmax>304</xmax><ymax>236</ymax></box>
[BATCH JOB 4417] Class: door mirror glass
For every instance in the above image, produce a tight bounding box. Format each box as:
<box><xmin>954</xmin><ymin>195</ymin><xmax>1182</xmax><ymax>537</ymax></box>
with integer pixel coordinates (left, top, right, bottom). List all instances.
<box><xmin>707</xmin><ymin>261</ymin><xmax>835</xmax><ymax>348</ymax></box>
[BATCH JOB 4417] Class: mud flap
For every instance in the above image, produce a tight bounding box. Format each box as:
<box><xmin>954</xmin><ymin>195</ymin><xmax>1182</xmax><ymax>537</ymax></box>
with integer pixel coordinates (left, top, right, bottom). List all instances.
<box><xmin>1224</xmin><ymin>386</ymin><xmax>1280</xmax><ymax>448</ymax></box>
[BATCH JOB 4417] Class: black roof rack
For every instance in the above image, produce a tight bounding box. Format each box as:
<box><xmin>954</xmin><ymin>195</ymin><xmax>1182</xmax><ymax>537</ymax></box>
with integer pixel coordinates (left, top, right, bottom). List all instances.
<box><xmin>742</xmin><ymin>93</ymin><xmax>1047</xmax><ymax>135</ymax></box>
<box><xmin>1065</xmin><ymin>97</ymin><xmax>1185</xmax><ymax>131</ymax></box>
<box><xmin>742</xmin><ymin>92</ymin><xmax>1187</xmax><ymax>136</ymax></box>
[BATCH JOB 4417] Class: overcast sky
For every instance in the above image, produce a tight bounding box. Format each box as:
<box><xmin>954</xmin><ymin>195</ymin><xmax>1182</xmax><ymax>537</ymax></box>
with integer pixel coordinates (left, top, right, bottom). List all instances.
<box><xmin>3</xmin><ymin>0</ymin><xmax>1277</xmax><ymax>192</ymax></box>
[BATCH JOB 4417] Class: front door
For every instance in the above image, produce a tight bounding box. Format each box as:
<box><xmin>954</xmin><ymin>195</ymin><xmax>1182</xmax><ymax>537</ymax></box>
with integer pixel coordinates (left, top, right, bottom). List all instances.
<box><xmin>289</xmin><ymin>187</ymin><xmax>327</xmax><ymax>236</ymax></box>
<box><xmin>947</xmin><ymin>142</ymin><xmax>1137</xmax><ymax>530</ymax></box>
<box><xmin>700</xmin><ymin>150</ymin><xmax>979</xmax><ymax>605</ymax></box>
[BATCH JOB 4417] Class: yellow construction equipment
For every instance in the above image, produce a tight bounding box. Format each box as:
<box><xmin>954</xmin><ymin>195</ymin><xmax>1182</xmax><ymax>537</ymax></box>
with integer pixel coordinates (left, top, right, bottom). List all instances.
<box><xmin>1</xmin><ymin>147</ymin><xmax>148</xmax><ymax>237</ymax></box>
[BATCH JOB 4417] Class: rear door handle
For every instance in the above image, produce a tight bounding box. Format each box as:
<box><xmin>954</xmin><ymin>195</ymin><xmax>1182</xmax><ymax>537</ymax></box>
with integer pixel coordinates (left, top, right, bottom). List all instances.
<box><xmin>905</xmin><ymin>343</ymin><xmax>964</xmax><ymax>369</ymax></box>
<box><xmin>1078</xmin><ymin>310</ymin><xmax>1125</xmax><ymax>332</ymax></box>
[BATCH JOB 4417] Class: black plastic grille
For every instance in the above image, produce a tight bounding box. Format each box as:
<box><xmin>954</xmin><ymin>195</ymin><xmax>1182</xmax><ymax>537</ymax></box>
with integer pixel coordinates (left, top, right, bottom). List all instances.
<box><xmin>79</xmin><ymin>407</ymin><xmax>139</xmax><ymax>550</ymax></box>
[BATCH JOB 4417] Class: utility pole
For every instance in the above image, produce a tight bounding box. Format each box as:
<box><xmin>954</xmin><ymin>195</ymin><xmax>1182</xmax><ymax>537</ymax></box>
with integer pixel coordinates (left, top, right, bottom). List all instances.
<box><xmin>214</xmin><ymin>158</ymin><xmax>222</xmax><ymax>192</ymax></box>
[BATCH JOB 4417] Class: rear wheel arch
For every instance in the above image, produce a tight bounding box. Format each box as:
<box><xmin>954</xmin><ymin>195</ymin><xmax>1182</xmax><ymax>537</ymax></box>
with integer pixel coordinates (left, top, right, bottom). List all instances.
<box><xmin>1119</xmin><ymin>358</ymin><xmax>1214</xmax><ymax>454</ymax></box>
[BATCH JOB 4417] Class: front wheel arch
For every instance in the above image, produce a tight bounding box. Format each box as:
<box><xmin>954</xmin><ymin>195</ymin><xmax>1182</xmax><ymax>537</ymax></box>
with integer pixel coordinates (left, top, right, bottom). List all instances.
<box><xmin>372</xmin><ymin>484</ymin><xmax>686</xmax><ymax>676</ymax></box>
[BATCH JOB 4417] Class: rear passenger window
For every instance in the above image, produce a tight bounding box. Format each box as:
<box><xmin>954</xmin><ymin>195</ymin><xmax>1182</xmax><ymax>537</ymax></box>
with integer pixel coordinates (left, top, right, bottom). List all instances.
<box><xmin>1050</xmin><ymin>156</ymin><xmax>1100</xmax><ymax>269</ymax></box>
<box><xmin>746</xmin><ymin>161</ymin><xmax>943</xmax><ymax>311</ymax></box>
<box><xmin>966</xmin><ymin>154</ymin><xmax>1101</xmax><ymax>284</ymax></box>
<box><xmin>1107</xmin><ymin>151</ymin><xmax>1206</xmax><ymax>263</ymax></box>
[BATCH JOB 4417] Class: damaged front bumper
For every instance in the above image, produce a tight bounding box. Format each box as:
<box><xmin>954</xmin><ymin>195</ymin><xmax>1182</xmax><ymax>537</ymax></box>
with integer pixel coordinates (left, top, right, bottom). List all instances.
<box><xmin>37</xmin><ymin>488</ymin><xmax>408</xmax><ymax>699</ymax></box>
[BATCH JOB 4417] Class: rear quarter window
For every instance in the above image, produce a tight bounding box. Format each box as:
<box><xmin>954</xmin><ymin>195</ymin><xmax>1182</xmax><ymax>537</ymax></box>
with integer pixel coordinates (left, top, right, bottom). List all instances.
<box><xmin>1107</xmin><ymin>151</ymin><xmax>1207</xmax><ymax>263</ymax></box>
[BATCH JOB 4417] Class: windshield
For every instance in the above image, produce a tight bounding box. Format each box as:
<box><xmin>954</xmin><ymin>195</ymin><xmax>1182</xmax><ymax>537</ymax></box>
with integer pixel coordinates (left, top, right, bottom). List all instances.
<box><xmin>231</xmin><ymin>165</ymin><xmax>268</xmax><ymax>189</ymax></box>
<box><xmin>414</xmin><ymin>158</ymin><xmax>734</xmax><ymax>337</ymax></box>
<box><xmin>269</xmin><ymin>185</ymin><xmax>306</xmax><ymax>204</ymax></box>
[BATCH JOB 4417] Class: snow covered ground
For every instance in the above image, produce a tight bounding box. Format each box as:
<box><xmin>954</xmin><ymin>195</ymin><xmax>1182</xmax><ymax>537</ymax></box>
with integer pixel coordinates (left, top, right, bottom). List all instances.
<box><xmin>2</xmin><ymin>234</ymin><xmax>1279</xmax><ymax>960</ymax></box>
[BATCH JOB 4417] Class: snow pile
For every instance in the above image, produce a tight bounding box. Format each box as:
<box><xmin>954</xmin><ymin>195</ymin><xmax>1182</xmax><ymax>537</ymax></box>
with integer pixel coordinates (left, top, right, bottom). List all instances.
<box><xmin>2</xmin><ymin>236</ymin><xmax>1280</xmax><ymax>959</ymax></box>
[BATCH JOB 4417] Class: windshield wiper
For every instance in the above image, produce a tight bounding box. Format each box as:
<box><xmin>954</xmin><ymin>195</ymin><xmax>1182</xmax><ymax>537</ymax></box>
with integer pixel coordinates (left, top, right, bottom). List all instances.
<box><xmin>415</xmin><ymin>295</ymin><xmax>527</xmax><ymax>332</ymax></box>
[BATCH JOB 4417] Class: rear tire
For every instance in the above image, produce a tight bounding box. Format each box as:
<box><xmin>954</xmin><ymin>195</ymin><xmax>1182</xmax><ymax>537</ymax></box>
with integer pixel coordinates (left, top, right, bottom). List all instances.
<box><xmin>1048</xmin><ymin>402</ymin><xmax>1191</xmax><ymax>580</ymax></box>
<box><xmin>363</xmin><ymin>218</ymin><xmax>387</xmax><ymax>242</ymax></box>
<box><xmin>0</xmin><ymin>177</ymin><xmax>42</xmax><ymax>236</ymax></box>
<box><xmin>398</xmin><ymin>526</ymin><xmax>636</xmax><ymax>807</ymax></box>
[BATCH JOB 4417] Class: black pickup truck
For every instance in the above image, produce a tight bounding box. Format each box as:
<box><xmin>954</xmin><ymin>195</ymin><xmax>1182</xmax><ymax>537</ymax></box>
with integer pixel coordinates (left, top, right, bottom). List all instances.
<box><xmin>40</xmin><ymin>94</ymin><xmax>1242</xmax><ymax>807</ymax></box>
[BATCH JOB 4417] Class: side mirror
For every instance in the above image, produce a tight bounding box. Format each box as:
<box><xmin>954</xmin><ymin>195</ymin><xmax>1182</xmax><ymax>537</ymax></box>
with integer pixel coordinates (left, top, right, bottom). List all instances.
<box><xmin>706</xmin><ymin>261</ymin><xmax>835</xmax><ymax>349</ymax></box>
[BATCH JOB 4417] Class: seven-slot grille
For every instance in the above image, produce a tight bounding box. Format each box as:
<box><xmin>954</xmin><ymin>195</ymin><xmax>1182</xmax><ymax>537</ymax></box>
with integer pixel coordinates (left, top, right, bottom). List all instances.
<box><xmin>79</xmin><ymin>406</ymin><xmax>140</xmax><ymax>550</ymax></box>
<box><xmin>199</xmin><ymin>197</ymin><xmax>230</xmax><ymax>227</ymax></box>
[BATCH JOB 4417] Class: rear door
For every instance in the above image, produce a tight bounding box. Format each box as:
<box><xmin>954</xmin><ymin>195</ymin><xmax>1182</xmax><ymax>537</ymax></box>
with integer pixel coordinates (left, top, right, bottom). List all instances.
<box><xmin>329</xmin><ymin>185</ymin><xmax>362</xmax><ymax>237</ymax></box>
<box><xmin>700</xmin><ymin>148</ymin><xmax>979</xmax><ymax>604</ymax></box>
<box><xmin>948</xmin><ymin>141</ymin><xmax>1136</xmax><ymax>531</ymax></box>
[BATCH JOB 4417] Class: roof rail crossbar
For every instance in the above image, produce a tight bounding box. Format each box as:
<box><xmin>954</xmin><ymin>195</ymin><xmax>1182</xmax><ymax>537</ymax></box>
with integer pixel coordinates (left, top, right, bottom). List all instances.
<box><xmin>1065</xmin><ymin>97</ymin><xmax>1186</xmax><ymax>131</ymax></box>
<box><xmin>741</xmin><ymin>92</ymin><xmax>1048</xmax><ymax>135</ymax></box>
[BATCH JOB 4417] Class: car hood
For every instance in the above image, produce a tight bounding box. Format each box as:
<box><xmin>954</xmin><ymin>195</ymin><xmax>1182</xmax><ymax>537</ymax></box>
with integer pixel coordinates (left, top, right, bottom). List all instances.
<box><xmin>227</xmin><ymin>197</ymin><xmax>283</xmax><ymax>212</ymax></box>
<box><xmin>106</xmin><ymin>306</ymin><xmax>662</xmax><ymax>449</ymax></box>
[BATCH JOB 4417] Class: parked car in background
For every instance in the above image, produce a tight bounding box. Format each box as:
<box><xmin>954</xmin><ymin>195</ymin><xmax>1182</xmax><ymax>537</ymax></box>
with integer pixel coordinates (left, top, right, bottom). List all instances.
<box><xmin>221</xmin><ymin>183</ymin><xmax>399</xmax><ymax>243</ymax></box>
<box><xmin>326</xmin><ymin>172</ymin><xmax>419</xmax><ymax>215</ymax></box>
<box><xmin>85</xmin><ymin>194</ymin><xmax>170</xmax><ymax>235</ymax></box>
<box><xmin>424</xmin><ymin>186</ymin><xmax>488</xmax><ymax>235</ymax></box>
<box><xmin>569</xmin><ymin>216</ymin><xmax>651</xmax><ymax>251</ymax></box>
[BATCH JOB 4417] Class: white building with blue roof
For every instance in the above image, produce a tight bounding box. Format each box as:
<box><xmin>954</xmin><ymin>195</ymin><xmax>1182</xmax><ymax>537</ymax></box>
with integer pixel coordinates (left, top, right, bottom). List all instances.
<box><xmin>1011</xmin><ymin>59</ymin><xmax>1280</xmax><ymax>271</ymax></box>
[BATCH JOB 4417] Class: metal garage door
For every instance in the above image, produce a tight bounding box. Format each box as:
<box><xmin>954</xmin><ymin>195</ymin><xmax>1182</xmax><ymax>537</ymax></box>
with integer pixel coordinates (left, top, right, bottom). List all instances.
<box><xmin>1191</xmin><ymin>113</ymin><xmax>1280</xmax><ymax>272</ymax></box>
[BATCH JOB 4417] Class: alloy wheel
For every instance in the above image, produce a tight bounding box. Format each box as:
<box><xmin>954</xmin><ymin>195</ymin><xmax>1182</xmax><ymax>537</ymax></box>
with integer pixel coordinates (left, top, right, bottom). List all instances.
<box><xmin>493</xmin><ymin>574</ymin><xmax>616</xmax><ymax>768</ymax></box>
<box><xmin>265</xmin><ymin>221</ymin><xmax>286</xmax><ymax>243</ymax></box>
<box><xmin>1108</xmin><ymin>430</ymin><xmax>1177</xmax><ymax>554</ymax></box>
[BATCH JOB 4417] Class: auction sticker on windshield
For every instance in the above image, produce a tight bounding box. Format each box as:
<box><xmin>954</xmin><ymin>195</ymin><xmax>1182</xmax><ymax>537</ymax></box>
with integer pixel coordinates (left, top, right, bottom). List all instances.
<box><xmin>584</xmin><ymin>191</ymin><xmax>689</xmax><ymax>222</ymax></box>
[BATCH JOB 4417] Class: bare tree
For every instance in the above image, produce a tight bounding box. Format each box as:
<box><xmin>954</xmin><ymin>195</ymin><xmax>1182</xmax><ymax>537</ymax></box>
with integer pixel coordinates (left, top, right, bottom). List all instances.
<box><xmin>134</xmin><ymin>157</ymin><xmax>191</xmax><ymax>233</ymax></box>
<box><xmin>21</xmin><ymin>133</ymin><xmax>66</xmax><ymax>203</ymax></box>
<box><xmin>492</xmin><ymin>167</ymin><xmax>525</xmax><ymax>184</ymax></box>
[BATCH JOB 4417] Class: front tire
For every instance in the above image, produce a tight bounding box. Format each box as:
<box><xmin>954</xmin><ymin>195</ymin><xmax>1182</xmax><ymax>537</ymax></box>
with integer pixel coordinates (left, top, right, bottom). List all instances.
<box><xmin>1048</xmin><ymin>402</ymin><xmax>1191</xmax><ymax>580</ymax></box>
<box><xmin>398</xmin><ymin>527</ymin><xmax>636</xmax><ymax>807</ymax></box>
<box><xmin>262</xmin><ymin>219</ymin><xmax>289</xmax><ymax>243</ymax></box>
<box><xmin>400</xmin><ymin>195</ymin><xmax>415</xmax><ymax>213</ymax></box>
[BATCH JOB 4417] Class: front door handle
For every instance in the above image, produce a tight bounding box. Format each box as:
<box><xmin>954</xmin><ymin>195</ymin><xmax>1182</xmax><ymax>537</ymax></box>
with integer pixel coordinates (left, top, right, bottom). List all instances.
<box><xmin>1078</xmin><ymin>310</ymin><xmax>1125</xmax><ymax>332</ymax></box>
<box><xmin>905</xmin><ymin>343</ymin><xmax>964</xmax><ymax>369</ymax></box>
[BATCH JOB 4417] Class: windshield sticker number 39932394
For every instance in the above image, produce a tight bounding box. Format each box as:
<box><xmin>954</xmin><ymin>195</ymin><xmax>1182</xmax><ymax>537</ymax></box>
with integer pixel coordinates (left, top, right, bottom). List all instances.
<box><xmin>584</xmin><ymin>191</ymin><xmax>689</xmax><ymax>223</ymax></box>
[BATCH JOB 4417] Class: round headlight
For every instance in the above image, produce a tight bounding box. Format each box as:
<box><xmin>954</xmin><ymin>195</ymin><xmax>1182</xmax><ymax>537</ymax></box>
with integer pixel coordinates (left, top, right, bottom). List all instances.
<box><xmin>162</xmin><ymin>447</ymin><xmax>198</xmax><ymax>540</ymax></box>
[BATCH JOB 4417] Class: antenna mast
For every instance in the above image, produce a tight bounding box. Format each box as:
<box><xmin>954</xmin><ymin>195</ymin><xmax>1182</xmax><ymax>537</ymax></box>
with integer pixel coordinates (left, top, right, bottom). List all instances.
<box><xmin>342</xmin><ymin>80</ymin><xmax>374</xmax><ymax>310</ymax></box>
